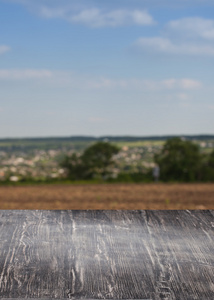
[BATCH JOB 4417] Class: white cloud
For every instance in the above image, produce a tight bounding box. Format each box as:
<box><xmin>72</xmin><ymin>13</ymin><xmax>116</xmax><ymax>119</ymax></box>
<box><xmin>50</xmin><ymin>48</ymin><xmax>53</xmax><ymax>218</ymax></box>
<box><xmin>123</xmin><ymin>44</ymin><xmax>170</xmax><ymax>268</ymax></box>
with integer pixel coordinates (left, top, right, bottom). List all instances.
<box><xmin>161</xmin><ymin>79</ymin><xmax>202</xmax><ymax>89</ymax></box>
<box><xmin>81</xmin><ymin>77</ymin><xmax>202</xmax><ymax>91</ymax></box>
<box><xmin>0</xmin><ymin>45</ymin><xmax>11</xmax><ymax>55</ymax></box>
<box><xmin>165</xmin><ymin>18</ymin><xmax>214</xmax><ymax>40</ymax></box>
<box><xmin>0</xmin><ymin>69</ymin><xmax>201</xmax><ymax>92</ymax></box>
<box><xmin>134</xmin><ymin>17</ymin><xmax>214</xmax><ymax>55</ymax></box>
<box><xmin>5</xmin><ymin>0</ymin><xmax>156</xmax><ymax>27</ymax></box>
<box><xmin>135</xmin><ymin>36</ymin><xmax>214</xmax><ymax>55</ymax></box>
<box><xmin>40</xmin><ymin>7</ymin><xmax>154</xmax><ymax>27</ymax></box>
<box><xmin>0</xmin><ymin>69</ymin><xmax>53</xmax><ymax>80</ymax></box>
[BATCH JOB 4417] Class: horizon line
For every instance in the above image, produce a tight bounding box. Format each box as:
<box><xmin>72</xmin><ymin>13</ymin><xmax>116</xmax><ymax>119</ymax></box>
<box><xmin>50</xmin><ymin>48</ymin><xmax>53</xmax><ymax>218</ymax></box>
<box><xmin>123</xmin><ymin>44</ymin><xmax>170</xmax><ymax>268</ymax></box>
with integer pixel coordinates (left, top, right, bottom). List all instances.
<box><xmin>0</xmin><ymin>134</ymin><xmax>214</xmax><ymax>140</ymax></box>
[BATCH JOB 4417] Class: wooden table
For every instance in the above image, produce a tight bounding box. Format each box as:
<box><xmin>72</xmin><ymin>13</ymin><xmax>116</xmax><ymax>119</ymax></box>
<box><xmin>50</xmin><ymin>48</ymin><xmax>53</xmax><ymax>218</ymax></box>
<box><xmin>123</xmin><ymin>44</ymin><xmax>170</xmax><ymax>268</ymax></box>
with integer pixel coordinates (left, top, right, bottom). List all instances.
<box><xmin>0</xmin><ymin>210</ymin><xmax>213</xmax><ymax>300</ymax></box>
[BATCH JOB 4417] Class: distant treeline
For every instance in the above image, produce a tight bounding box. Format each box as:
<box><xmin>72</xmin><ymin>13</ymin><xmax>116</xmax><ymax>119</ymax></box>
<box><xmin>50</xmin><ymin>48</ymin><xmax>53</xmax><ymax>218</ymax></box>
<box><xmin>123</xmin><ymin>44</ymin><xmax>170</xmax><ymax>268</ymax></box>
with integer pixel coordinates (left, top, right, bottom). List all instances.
<box><xmin>1</xmin><ymin>134</ymin><xmax>214</xmax><ymax>143</ymax></box>
<box><xmin>0</xmin><ymin>134</ymin><xmax>214</xmax><ymax>153</ymax></box>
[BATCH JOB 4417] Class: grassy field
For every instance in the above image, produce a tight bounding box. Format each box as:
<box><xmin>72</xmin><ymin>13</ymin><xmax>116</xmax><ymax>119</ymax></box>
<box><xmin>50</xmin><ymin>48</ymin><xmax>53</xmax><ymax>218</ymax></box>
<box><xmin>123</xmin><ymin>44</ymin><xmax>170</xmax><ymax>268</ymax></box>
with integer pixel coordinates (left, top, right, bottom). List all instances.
<box><xmin>0</xmin><ymin>183</ymin><xmax>213</xmax><ymax>210</ymax></box>
<box><xmin>114</xmin><ymin>140</ymin><xmax>165</xmax><ymax>148</ymax></box>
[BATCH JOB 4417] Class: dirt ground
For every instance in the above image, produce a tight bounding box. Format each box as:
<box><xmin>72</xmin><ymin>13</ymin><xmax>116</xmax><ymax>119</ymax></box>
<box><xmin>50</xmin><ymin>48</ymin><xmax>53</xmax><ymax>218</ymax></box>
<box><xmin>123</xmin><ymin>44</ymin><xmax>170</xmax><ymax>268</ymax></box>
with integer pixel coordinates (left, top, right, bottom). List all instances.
<box><xmin>0</xmin><ymin>183</ymin><xmax>213</xmax><ymax>210</ymax></box>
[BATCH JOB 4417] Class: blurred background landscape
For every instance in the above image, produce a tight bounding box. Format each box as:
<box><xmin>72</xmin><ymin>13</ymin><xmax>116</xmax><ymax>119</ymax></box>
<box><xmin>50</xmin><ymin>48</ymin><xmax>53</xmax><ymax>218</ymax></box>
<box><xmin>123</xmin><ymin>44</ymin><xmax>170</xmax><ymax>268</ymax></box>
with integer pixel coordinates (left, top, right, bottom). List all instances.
<box><xmin>1</xmin><ymin>0</ymin><xmax>214</xmax><ymax>209</ymax></box>
<box><xmin>0</xmin><ymin>135</ymin><xmax>214</xmax><ymax>209</ymax></box>
<box><xmin>1</xmin><ymin>135</ymin><xmax>214</xmax><ymax>184</ymax></box>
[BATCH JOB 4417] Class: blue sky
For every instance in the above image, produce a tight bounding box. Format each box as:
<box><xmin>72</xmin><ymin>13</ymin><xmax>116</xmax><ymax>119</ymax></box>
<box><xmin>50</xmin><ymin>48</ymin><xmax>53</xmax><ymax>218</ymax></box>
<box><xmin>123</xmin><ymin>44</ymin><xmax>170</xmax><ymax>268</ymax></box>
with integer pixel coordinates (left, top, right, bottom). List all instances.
<box><xmin>0</xmin><ymin>0</ymin><xmax>214</xmax><ymax>137</ymax></box>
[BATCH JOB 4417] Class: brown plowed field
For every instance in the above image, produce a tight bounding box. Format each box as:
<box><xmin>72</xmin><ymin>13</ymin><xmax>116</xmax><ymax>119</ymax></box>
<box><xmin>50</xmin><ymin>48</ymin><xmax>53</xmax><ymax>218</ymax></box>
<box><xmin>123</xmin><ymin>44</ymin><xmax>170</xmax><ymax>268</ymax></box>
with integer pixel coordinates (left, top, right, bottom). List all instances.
<box><xmin>0</xmin><ymin>183</ymin><xmax>214</xmax><ymax>210</ymax></box>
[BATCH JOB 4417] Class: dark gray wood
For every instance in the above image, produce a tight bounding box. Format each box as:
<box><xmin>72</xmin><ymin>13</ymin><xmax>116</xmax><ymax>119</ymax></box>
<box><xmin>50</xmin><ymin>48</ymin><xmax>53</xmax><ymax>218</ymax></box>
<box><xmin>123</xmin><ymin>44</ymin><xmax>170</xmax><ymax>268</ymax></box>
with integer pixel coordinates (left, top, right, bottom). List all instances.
<box><xmin>0</xmin><ymin>210</ymin><xmax>213</xmax><ymax>300</ymax></box>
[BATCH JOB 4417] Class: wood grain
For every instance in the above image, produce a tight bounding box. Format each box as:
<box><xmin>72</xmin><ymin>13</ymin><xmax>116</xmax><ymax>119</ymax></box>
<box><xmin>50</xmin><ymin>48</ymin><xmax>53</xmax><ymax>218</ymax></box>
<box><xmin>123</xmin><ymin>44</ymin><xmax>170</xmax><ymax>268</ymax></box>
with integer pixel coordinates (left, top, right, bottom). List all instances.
<box><xmin>0</xmin><ymin>210</ymin><xmax>213</xmax><ymax>299</ymax></box>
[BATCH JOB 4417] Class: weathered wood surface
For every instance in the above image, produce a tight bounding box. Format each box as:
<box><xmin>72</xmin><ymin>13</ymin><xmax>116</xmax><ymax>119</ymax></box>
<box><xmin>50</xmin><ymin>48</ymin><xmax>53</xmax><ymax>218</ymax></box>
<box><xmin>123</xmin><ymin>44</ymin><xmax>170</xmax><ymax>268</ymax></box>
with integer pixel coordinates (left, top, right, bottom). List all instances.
<box><xmin>0</xmin><ymin>210</ymin><xmax>213</xmax><ymax>300</ymax></box>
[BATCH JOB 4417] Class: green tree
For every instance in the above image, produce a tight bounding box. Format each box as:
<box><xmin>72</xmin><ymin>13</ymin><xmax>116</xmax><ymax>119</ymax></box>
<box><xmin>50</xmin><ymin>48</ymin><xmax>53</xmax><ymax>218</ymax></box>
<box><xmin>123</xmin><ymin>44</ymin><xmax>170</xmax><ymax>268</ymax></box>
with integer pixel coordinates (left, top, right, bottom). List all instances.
<box><xmin>201</xmin><ymin>150</ymin><xmax>214</xmax><ymax>181</ymax></box>
<box><xmin>208</xmin><ymin>150</ymin><xmax>214</xmax><ymax>168</ymax></box>
<box><xmin>60</xmin><ymin>142</ymin><xmax>119</xmax><ymax>180</ymax></box>
<box><xmin>81</xmin><ymin>142</ymin><xmax>119</xmax><ymax>179</ymax></box>
<box><xmin>60</xmin><ymin>153</ymin><xmax>86</xmax><ymax>180</ymax></box>
<box><xmin>208</xmin><ymin>150</ymin><xmax>214</xmax><ymax>180</ymax></box>
<box><xmin>154</xmin><ymin>137</ymin><xmax>202</xmax><ymax>182</ymax></box>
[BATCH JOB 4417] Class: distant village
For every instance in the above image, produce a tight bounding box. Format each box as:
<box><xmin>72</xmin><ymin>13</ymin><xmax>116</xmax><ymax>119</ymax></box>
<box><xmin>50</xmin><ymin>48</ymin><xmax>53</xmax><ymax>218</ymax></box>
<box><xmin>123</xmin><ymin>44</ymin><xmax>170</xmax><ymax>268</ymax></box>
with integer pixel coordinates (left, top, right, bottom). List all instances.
<box><xmin>0</xmin><ymin>145</ymin><xmax>159</xmax><ymax>182</ymax></box>
<box><xmin>0</xmin><ymin>139</ymin><xmax>213</xmax><ymax>183</ymax></box>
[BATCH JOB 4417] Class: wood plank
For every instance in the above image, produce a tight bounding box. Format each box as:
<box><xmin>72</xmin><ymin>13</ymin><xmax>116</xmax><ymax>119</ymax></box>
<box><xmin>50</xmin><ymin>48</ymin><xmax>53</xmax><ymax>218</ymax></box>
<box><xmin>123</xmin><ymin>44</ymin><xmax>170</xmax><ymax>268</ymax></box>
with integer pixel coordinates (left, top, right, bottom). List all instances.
<box><xmin>0</xmin><ymin>210</ymin><xmax>213</xmax><ymax>299</ymax></box>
